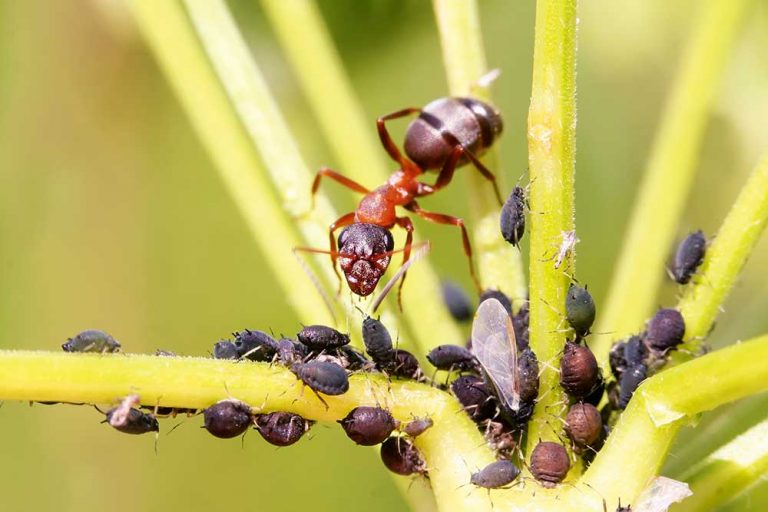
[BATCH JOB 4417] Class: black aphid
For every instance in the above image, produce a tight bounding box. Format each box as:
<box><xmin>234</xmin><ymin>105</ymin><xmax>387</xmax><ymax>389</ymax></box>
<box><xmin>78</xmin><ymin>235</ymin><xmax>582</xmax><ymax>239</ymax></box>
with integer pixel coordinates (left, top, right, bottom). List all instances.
<box><xmin>500</xmin><ymin>186</ymin><xmax>526</xmax><ymax>246</ymax></box>
<box><xmin>62</xmin><ymin>329</ymin><xmax>121</xmax><ymax>353</ymax></box>
<box><xmin>479</xmin><ymin>289</ymin><xmax>513</xmax><ymax>316</ymax></box>
<box><xmin>565</xmin><ymin>284</ymin><xmax>596</xmax><ymax>337</ymax></box>
<box><xmin>213</xmin><ymin>340</ymin><xmax>239</xmax><ymax>360</ymax></box>
<box><xmin>484</xmin><ymin>420</ymin><xmax>518</xmax><ymax>458</ymax></box>
<box><xmin>517</xmin><ymin>348</ymin><xmax>540</xmax><ymax>403</ymax></box>
<box><xmin>512</xmin><ymin>302</ymin><xmax>530</xmax><ymax>351</ymax></box>
<box><xmin>338</xmin><ymin>406</ymin><xmax>398</xmax><ymax>446</ymax></box>
<box><xmin>440</xmin><ymin>280</ymin><xmax>474</xmax><ymax>322</ymax></box>
<box><xmin>297</xmin><ymin>325</ymin><xmax>350</xmax><ymax>351</ymax></box>
<box><xmin>291</xmin><ymin>360</ymin><xmax>350</xmax><ymax>396</ymax></box>
<box><xmin>402</xmin><ymin>417</ymin><xmax>433</xmax><ymax>438</ymax></box>
<box><xmin>530</xmin><ymin>441</ymin><xmax>570</xmax><ymax>487</ymax></box>
<box><xmin>583</xmin><ymin>371</ymin><xmax>605</xmax><ymax>407</ymax></box>
<box><xmin>471</xmin><ymin>460</ymin><xmax>521</xmax><ymax>489</ymax></box>
<box><xmin>254</xmin><ymin>412</ymin><xmax>313</xmax><ymax>446</ymax></box>
<box><xmin>560</xmin><ymin>340</ymin><xmax>599</xmax><ymax>398</ymax></box>
<box><xmin>339</xmin><ymin>346</ymin><xmax>371</xmax><ymax>371</ymax></box>
<box><xmin>233</xmin><ymin>330</ymin><xmax>278</xmax><ymax>362</ymax></box>
<box><xmin>380</xmin><ymin>437</ymin><xmax>426</xmax><ymax>476</ymax></box>
<box><xmin>565</xmin><ymin>403</ymin><xmax>602</xmax><ymax>448</ymax></box>
<box><xmin>276</xmin><ymin>338</ymin><xmax>309</xmax><ymax>365</ymax></box>
<box><xmin>426</xmin><ymin>344</ymin><xmax>477</xmax><ymax>372</ymax></box>
<box><xmin>618</xmin><ymin>364</ymin><xmax>647</xmax><ymax>409</ymax></box>
<box><xmin>671</xmin><ymin>230</ymin><xmax>706</xmax><ymax>284</ymax></box>
<box><xmin>362</xmin><ymin>316</ymin><xmax>394</xmax><ymax>365</ymax></box>
<box><xmin>105</xmin><ymin>408</ymin><xmax>159</xmax><ymax>435</ymax></box>
<box><xmin>389</xmin><ymin>349</ymin><xmax>423</xmax><ymax>380</ymax></box>
<box><xmin>203</xmin><ymin>399</ymin><xmax>253</xmax><ymax>439</ymax></box>
<box><xmin>609</xmin><ymin>335</ymin><xmax>647</xmax><ymax>379</ymax></box>
<box><xmin>645</xmin><ymin>308</ymin><xmax>685</xmax><ymax>352</ymax></box>
<box><xmin>452</xmin><ymin>375</ymin><xmax>495</xmax><ymax>421</ymax></box>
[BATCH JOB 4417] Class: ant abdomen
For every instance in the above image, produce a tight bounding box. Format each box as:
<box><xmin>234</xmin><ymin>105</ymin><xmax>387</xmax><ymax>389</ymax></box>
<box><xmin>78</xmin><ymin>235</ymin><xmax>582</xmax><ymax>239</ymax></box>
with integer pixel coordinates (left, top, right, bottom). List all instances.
<box><xmin>404</xmin><ymin>97</ymin><xmax>503</xmax><ymax>171</ymax></box>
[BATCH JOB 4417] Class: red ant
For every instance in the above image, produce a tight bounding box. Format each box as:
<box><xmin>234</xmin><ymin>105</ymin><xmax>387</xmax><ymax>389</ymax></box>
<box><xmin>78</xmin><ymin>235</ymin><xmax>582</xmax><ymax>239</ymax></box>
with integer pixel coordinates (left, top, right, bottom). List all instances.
<box><xmin>298</xmin><ymin>97</ymin><xmax>504</xmax><ymax>301</ymax></box>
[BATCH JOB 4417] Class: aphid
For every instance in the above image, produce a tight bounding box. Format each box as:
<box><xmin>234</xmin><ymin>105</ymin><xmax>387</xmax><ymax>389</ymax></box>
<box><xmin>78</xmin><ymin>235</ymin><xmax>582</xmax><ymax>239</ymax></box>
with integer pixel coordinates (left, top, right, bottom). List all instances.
<box><xmin>517</xmin><ymin>348</ymin><xmax>540</xmax><ymax>403</ymax></box>
<box><xmin>105</xmin><ymin>407</ymin><xmax>159</xmax><ymax>435</ymax></box>
<box><xmin>565</xmin><ymin>284</ymin><xmax>596</xmax><ymax>337</ymax></box>
<box><xmin>213</xmin><ymin>340</ymin><xmax>239</xmax><ymax>360</ymax></box>
<box><xmin>479</xmin><ymin>289</ymin><xmax>513</xmax><ymax>316</ymax></box>
<box><xmin>62</xmin><ymin>329</ymin><xmax>121</xmax><ymax>353</ymax></box>
<box><xmin>389</xmin><ymin>349</ymin><xmax>423</xmax><ymax>381</ymax></box>
<box><xmin>297</xmin><ymin>325</ymin><xmax>350</xmax><ymax>351</ymax></box>
<box><xmin>554</xmin><ymin>230</ymin><xmax>579</xmax><ymax>270</ymax></box>
<box><xmin>645</xmin><ymin>308</ymin><xmax>685</xmax><ymax>352</ymax></box>
<box><xmin>291</xmin><ymin>360</ymin><xmax>350</xmax><ymax>398</ymax></box>
<box><xmin>471</xmin><ymin>460</ymin><xmax>521</xmax><ymax>489</ymax></box>
<box><xmin>609</xmin><ymin>335</ymin><xmax>647</xmax><ymax>379</ymax></box>
<box><xmin>402</xmin><ymin>416</ymin><xmax>433</xmax><ymax>438</ymax></box>
<box><xmin>155</xmin><ymin>349</ymin><xmax>176</xmax><ymax>357</ymax></box>
<box><xmin>203</xmin><ymin>399</ymin><xmax>253</xmax><ymax>439</ymax></box>
<box><xmin>233</xmin><ymin>329</ymin><xmax>278</xmax><ymax>362</ymax></box>
<box><xmin>530</xmin><ymin>441</ymin><xmax>570</xmax><ymax>487</ymax></box>
<box><xmin>583</xmin><ymin>371</ymin><xmax>606</xmax><ymax>407</ymax></box>
<box><xmin>254</xmin><ymin>412</ymin><xmax>313</xmax><ymax>447</ymax></box>
<box><xmin>484</xmin><ymin>420</ymin><xmax>518</xmax><ymax>458</ymax></box>
<box><xmin>671</xmin><ymin>230</ymin><xmax>707</xmax><ymax>284</ymax></box>
<box><xmin>380</xmin><ymin>436</ymin><xmax>427</xmax><ymax>476</ymax></box>
<box><xmin>560</xmin><ymin>340</ymin><xmax>599</xmax><ymax>398</ymax></box>
<box><xmin>362</xmin><ymin>316</ymin><xmax>395</xmax><ymax>365</ymax></box>
<box><xmin>276</xmin><ymin>338</ymin><xmax>309</xmax><ymax>365</ymax></box>
<box><xmin>440</xmin><ymin>280</ymin><xmax>474</xmax><ymax>322</ymax></box>
<box><xmin>500</xmin><ymin>186</ymin><xmax>526</xmax><ymax>246</ymax></box>
<box><xmin>618</xmin><ymin>364</ymin><xmax>647</xmax><ymax>409</ymax></box>
<box><xmin>338</xmin><ymin>406</ymin><xmax>398</xmax><ymax>446</ymax></box>
<box><xmin>512</xmin><ymin>302</ymin><xmax>530</xmax><ymax>351</ymax></box>
<box><xmin>452</xmin><ymin>375</ymin><xmax>496</xmax><ymax>421</ymax></box>
<box><xmin>338</xmin><ymin>346</ymin><xmax>371</xmax><ymax>371</ymax></box>
<box><xmin>426</xmin><ymin>344</ymin><xmax>477</xmax><ymax>372</ymax></box>
<box><xmin>471</xmin><ymin>298</ymin><xmax>521</xmax><ymax>413</ymax></box>
<box><xmin>565</xmin><ymin>403</ymin><xmax>603</xmax><ymax>448</ymax></box>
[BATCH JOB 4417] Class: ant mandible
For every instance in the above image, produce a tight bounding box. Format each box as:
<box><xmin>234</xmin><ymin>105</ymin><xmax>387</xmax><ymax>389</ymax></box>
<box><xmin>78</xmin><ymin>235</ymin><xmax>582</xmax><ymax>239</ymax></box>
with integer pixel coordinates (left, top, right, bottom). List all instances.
<box><xmin>299</xmin><ymin>97</ymin><xmax>504</xmax><ymax>301</ymax></box>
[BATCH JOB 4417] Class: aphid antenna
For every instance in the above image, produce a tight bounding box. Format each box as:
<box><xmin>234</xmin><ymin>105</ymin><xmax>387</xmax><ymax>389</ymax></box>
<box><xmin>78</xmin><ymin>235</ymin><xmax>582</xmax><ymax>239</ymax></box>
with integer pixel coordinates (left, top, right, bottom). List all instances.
<box><xmin>291</xmin><ymin>249</ymin><xmax>337</xmax><ymax>325</ymax></box>
<box><xmin>370</xmin><ymin>241</ymin><xmax>431</xmax><ymax>313</ymax></box>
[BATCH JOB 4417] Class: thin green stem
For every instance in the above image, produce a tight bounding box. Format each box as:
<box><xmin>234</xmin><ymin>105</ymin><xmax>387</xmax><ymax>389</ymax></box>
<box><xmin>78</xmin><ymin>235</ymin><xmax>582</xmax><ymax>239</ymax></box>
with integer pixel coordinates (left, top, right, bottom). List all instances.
<box><xmin>129</xmin><ymin>0</ymin><xmax>333</xmax><ymax>324</ymax></box>
<box><xmin>678</xmin><ymin>152</ymin><xmax>768</xmax><ymax>344</ymax></box>
<box><xmin>592</xmin><ymin>0</ymin><xmax>752</xmax><ymax>361</ymax></box>
<box><xmin>432</xmin><ymin>0</ymin><xmax>527</xmax><ymax>305</ymax></box>
<box><xmin>524</xmin><ymin>0</ymin><xmax>578</xmax><ymax>454</ymax></box>
<box><xmin>674</xmin><ymin>419</ymin><xmax>768</xmax><ymax>512</ymax></box>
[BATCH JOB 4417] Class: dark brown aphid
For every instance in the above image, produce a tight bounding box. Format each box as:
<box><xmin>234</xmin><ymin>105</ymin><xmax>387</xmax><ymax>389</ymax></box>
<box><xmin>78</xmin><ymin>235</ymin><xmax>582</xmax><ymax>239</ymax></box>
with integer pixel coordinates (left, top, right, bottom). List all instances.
<box><xmin>479</xmin><ymin>289</ymin><xmax>513</xmax><ymax>316</ymax></box>
<box><xmin>565</xmin><ymin>284</ymin><xmax>596</xmax><ymax>337</ymax></box>
<box><xmin>203</xmin><ymin>399</ymin><xmax>253</xmax><ymax>439</ymax></box>
<box><xmin>618</xmin><ymin>364</ymin><xmax>647</xmax><ymax>409</ymax></box>
<box><xmin>338</xmin><ymin>346</ymin><xmax>371</xmax><ymax>371</ymax></box>
<box><xmin>565</xmin><ymin>403</ymin><xmax>602</xmax><ymax>448</ymax></box>
<box><xmin>512</xmin><ymin>302</ymin><xmax>530</xmax><ymax>351</ymax></box>
<box><xmin>560</xmin><ymin>340</ymin><xmax>599</xmax><ymax>398</ymax></box>
<box><xmin>338</xmin><ymin>406</ymin><xmax>398</xmax><ymax>446</ymax></box>
<box><xmin>484</xmin><ymin>420</ymin><xmax>518</xmax><ymax>458</ymax></box>
<box><xmin>362</xmin><ymin>316</ymin><xmax>395</xmax><ymax>366</ymax></box>
<box><xmin>500</xmin><ymin>186</ymin><xmax>526</xmax><ymax>247</ymax></box>
<box><xmin>452</xmin><ymin>375</ymin><xmax>495</xmax><ymax>421</ymax></box>
<box><xmin>380</xmin><ymin>436</ymin><xmax>427</xmax><ymax>476</ymax></box>
<box><xmin>671</xmin><ymin>230</ymin><xmax>706</xmax><ymax>284</ymax></box>
<box><xmin>105</xmin><ymin>408</ymin><xmax>159</xmax><ymax>435</ymax></box>
<box><xmin>440</xmin><ymin>280</ymin><xmax>474</xmax><ymax>322</ymax></box>
<box><xmin>389</xmin><ymin>349</ymin><xmax>423</xmax><ymax>380</ymax></box>
<box><xmin>62</xmin><ymin>329</ymin><xmax>121</xmax><ymax>353</ymax></box>
<box><xmin>530</xmin><ymin>441</ymin><xmax>570</xmax><ymax>487</ymax></box>
<box><xmin>233</xmin><ymin>329</ymin><xmax>278</xmax><ymax>362</ymax></box>
<box><xmin>583</xmin><ymin>371</ymin><xmax>605</xmax><ymax>407</ymax></box>
<box><xmin>645</xmin><ymin>308</ymin><xmax>685</xmax><ymax>352</ymax></box>
<box><xmin>297</xmin><ymin>325</ymin><xmax>351</xmax><ymax>351</ymax></box>
<box><xmin>213</xmin><ymin>340</ymin><xmax>239</xmax><ymax>360</ymax></box>
<box><xmin>402</xmin><ymin>417</ymin><xmax>433</xmax><ymax>438</ymax></box>
<box><xmin>426</xmin><ymin>344</ymin><xmax>477</xmax><ymax>372</ymax></box>
<box><xmin>254</xmin><ymin>412</ymin><xmax>313</xmax><ymax>447</ymax></box>
<box><xmin>517</xmin><ymin>348</ymin><xmax>540</xmax><ymax>403</ymax></box>
<box><xmin>471</xmin><ymin>460</ymin><xmax>520</xmax><ymax>489</ymax></box>
<box><xmin>291</xmin><ymin>360</ymin><xmax>350</xmax><ymax>396</ymax></box>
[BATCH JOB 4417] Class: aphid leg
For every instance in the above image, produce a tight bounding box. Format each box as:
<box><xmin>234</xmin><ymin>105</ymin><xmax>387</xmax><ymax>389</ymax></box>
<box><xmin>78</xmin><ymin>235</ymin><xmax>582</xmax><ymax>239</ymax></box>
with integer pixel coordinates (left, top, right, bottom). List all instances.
<box><xmin>408</xmin><ymin>201</ymin><xmax>481</xmax><ymax>293</ymax></box>
<box><xmin>310</xmin><ymin>167</ymin><xmax>370</xmax><ymax>210</ymax></box>
<box><xmin>376</xmin><ymin>108</ymin><xmax>422</xmax><ymax>166</ymax></box>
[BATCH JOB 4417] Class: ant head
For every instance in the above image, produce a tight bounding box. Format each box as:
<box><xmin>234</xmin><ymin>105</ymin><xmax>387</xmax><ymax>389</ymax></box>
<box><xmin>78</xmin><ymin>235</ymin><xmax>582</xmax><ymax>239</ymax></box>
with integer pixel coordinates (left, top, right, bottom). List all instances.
<box><xmin>337</xmin><ymin>223</ymin><xmax>394</xmax><ymax>296</ymax></box>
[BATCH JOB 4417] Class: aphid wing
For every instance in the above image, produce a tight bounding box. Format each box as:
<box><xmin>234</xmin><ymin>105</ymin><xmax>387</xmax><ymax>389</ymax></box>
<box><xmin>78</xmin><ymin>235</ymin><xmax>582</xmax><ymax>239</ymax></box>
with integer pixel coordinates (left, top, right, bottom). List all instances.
<box><xmin>471</xmin><ymin>299</ymin><xmax>520</xmax><ymax>412</ymax></box>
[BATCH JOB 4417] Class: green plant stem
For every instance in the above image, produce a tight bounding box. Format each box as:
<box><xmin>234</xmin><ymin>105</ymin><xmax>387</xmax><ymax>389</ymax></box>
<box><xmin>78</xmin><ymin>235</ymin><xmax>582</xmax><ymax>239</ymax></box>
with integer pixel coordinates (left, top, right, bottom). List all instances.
<box><xmin>129</xmin><ymin>0</ymin><xmax>333</xmax><ymax>324</ymax></box>
<box><xmin>592</xmin><ymin>0</ymin><xmax>752</xmax><ymax>362</ymax></box>
<box><xmin>678</xmin><ymin>152</ymin><xmax>768</xmax><ymax>344</ymax></box>
<box><xmin>432</xmin><ymin>0</ymin><xmax>527</xmax><ymax>305</ymax></box>
<box><xmin>524</xmin><ymin>0</ymin><xmax>578</xmax><ymax>455</ymax></box>
<box><xmin>674</xmin><ymin>419</ymin><xmax>768</xmax><ymax>512</ymax></box>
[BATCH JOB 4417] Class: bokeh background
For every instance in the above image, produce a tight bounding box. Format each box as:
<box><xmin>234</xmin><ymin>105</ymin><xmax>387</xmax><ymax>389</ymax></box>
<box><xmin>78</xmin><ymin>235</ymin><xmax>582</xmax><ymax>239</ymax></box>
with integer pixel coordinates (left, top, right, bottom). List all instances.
<box><xmin>1</xmin><ymin>1</ymin><xmax>768</xmax><ymax>510</ymax></box>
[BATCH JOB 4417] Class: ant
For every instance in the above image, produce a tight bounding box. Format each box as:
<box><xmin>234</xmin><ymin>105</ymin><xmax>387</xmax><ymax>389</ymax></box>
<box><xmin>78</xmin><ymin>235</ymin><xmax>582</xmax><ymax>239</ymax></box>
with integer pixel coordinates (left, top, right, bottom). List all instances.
<box><xmin>298</xmin><ymin>97</ymin><xmax>504</xmax><ymax>300</ymax></box>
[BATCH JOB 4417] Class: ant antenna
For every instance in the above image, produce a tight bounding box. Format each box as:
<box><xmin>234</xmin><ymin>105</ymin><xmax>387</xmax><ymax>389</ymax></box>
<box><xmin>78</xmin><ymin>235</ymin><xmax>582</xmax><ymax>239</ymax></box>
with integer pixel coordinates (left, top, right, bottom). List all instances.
<box><xmin>371</xmin><ymin>241</ymin><xmax>430</xmax><ymax>313</ymax></box>
<box><xmin>291</xmin><ymin>248</ymin><xmax>337</xmax><ymax>325</ymax></box>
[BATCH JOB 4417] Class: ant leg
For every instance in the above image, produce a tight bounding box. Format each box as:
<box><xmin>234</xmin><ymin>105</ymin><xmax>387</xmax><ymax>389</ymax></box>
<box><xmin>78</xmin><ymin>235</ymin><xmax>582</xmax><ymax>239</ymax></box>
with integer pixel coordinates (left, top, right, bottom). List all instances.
<box><xmin>377</xmin><ymin>108</ymin><xmax>422</xmax><ymax>165</ymax></box>
<box><xmin>408</xmin><ymin>202</ymin><xmax>481</xmax><ymax>293</ymax></box>
<box><xmin>415</xmin><ymin>145</ymin><xmax>464</xmax><ymax>198</ymax></box>
<box><xmin>394</xmin><ymin>216</ymin><xmax>414</xmax><ymax>308</ymax></box>
<box><xmin>311</xmin><ymin>167</ymin><xmax>370</xmax><ymax>210</ymax></box>
<box><xmin>439</xmin><ymin>130</ymin><xmax>503</xmax><ymax>205</ymax></box>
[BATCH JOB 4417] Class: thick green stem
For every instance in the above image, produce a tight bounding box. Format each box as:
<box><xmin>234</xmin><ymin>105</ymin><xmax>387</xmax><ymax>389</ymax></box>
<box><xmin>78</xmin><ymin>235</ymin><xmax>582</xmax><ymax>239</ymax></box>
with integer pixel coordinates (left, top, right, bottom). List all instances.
<box><xmin>432</xmin><ymin>0</ymin><xmax>527</xmax><ymax>304</ymax></box>
<box><xmin>592</xmin><ymin>0</ymin><xmax>752</xmax><ymax>361</ymax></box>
<box><xmin>525</xmin><ymin>0</ymin><xmax>578</xmax><ymax>454</ymax></box>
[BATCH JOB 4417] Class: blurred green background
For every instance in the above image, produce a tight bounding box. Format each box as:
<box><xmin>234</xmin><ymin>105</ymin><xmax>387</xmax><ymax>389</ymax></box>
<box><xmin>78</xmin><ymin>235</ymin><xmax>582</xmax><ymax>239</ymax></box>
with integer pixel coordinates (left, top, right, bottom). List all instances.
<box><xmin>1</xmin><ymin>1</ymin><xmax>767</xmax><ymax>510</ymax></box>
